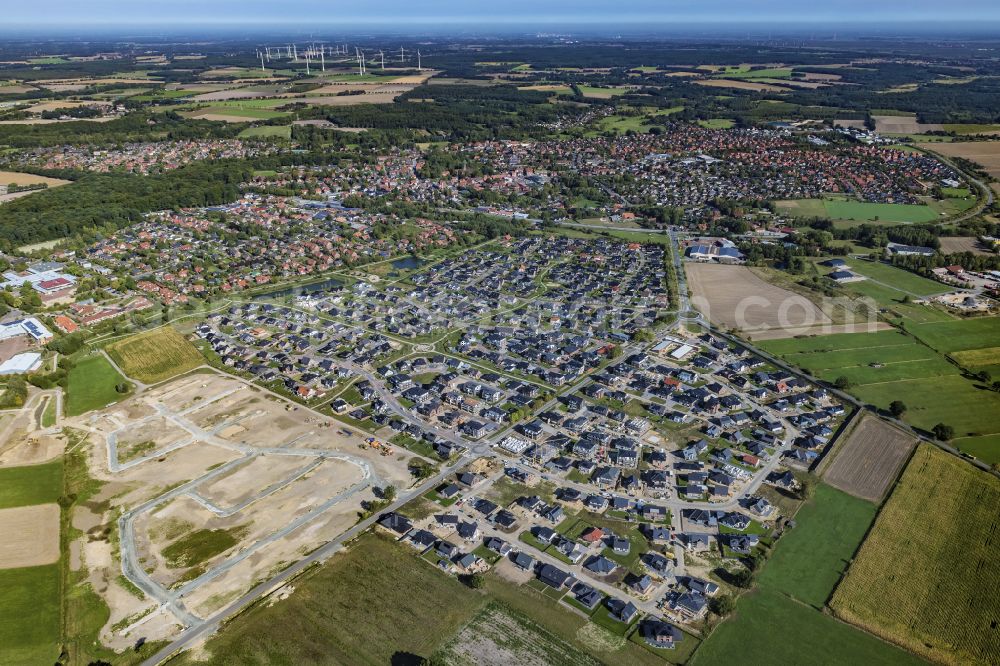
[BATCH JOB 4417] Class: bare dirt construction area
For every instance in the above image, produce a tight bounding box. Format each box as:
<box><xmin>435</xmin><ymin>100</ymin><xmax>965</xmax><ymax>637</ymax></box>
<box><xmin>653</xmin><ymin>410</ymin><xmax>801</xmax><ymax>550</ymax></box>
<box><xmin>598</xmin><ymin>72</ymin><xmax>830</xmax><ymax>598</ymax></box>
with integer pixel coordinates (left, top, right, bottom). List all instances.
<box><xmin>0</xmin><ymin>503</ymin><xmax>59</xmax><ymax>569</ymax></box>
<box><xmin>822</xmin><ymin>415</ymin><xmax>917</xmax><ymax>502</ymax></box>
<box><xmin>873</xmin><ymin>115</ymin><xmax>943</xmax><ymax>134</ymax></box>
<box><xmin>938</xmin><ymin>236</ymin><xmax>994</xmax><ymax>255</ymax></box>
<box><xmin>66</xmin><ymin>369</ymin><xmax>413</xmax><ymax>648</ymax></box>
<box><xmin>0</xmin><ymin>431</ymin><xmax>65</xmax><ymax>466</ymax></box>
<box><xmin>920</xmin><ymin>141</ymin><xmax>1000</xmax><ymax>180</ymax></box>
<box><xmin>687</xmin><ymin>263</ymin><xmax>832</xmax><ymax>334</ymax></box>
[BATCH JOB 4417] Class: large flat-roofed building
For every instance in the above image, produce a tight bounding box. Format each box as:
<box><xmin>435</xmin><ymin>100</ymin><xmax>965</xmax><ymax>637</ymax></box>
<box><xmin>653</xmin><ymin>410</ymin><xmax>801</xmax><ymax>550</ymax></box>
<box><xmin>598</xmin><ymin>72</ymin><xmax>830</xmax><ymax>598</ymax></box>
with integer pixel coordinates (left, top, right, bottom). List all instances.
<box><xmin>0</xmin><ymin>352</ymin><xmax>42</xmax><ymax>375</ymax></box>
<box><xmin>0</xmin><ymin>317</ymin><xmax>53</xmax><ymax>343</ymax></box>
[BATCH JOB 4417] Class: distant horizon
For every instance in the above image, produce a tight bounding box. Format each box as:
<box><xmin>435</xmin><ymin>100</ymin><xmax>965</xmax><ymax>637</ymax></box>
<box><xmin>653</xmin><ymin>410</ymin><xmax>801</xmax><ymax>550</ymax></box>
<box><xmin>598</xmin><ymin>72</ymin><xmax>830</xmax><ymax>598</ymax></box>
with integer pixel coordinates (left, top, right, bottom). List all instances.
<box><xmin>2</xmin><ymin>20</ymin><xmax>1000</xmax><ymax>41</ymax></box>
<box><xmin>1</xmin><ymin>0</ymin><xmax>999</xmax><ymax>38</ymax></box>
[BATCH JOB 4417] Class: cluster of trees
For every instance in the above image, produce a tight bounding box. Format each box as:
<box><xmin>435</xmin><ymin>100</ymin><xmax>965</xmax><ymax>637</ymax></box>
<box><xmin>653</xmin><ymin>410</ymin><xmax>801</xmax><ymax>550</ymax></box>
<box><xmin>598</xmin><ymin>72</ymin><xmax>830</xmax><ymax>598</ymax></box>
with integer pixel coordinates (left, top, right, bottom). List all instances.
<box><xmin>0</xmin><ymin>160</ymin><xmax>252</xmax><ymax>248</ymax></box>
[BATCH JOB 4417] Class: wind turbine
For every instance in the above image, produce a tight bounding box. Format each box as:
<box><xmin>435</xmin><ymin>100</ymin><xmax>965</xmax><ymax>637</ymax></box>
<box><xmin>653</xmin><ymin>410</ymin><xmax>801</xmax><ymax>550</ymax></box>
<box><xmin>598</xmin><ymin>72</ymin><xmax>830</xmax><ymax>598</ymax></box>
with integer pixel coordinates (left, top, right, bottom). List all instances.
<box><xmin>378</xmin><ymin>49</ymin><xmax>385</xmax><ymax>69</ymax></box>
<box><xmin>399</xmin><ymin>46</ymin><xmax>406</xmax><ymax>63</ymax></box>
<box><xmin>259</xmin><ymin>50</ymin><xmax>266</xmax><ymax>72</ymax></box>
<box><xmin>417</xmin><ymin>50</ymin><xmax>422</xmax><ymax>71</ymax></box>
<box><xmin>305</xmin><ymin>50</ymin><xmax>310</xmax><ymax>75</ymax></box>
<box><xmin>320</xmin><ymin>46</ymin><xmax>325</xmax><ymax>72</ymax></box>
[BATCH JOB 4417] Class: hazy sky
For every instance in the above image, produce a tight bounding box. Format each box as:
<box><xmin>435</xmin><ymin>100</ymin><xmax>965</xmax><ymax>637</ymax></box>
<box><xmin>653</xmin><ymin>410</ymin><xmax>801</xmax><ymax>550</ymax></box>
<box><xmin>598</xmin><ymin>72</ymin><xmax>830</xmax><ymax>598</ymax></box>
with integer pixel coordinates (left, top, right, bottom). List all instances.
<box><xmin>4</xmin><ymin>0</ymin><xmax>999</xmax><ymax>27</ymax></box>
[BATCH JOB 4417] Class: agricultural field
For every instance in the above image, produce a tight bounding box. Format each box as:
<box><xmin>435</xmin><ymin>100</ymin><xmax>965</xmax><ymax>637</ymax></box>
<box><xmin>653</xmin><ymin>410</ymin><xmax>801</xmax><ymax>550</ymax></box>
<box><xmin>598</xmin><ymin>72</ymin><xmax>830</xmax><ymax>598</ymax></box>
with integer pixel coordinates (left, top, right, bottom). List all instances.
<box><xmin>0</xmin><ymin>170</ymin><xmax>71</xmax><ymax>188</ymax></box>
<box><xmin>831</xmin><ymin>445</ymin><xmax>1000</xmax><ymax>665</ymax></box>
<box><xmin>0</xmin><ymin>563</ymin><xmax>62</xmax><ymax>664</ymax></box>
<box><xmin>0</xmin><ymin>459</ymin><xmax>62</xmax><ymax>508</ymax></box>
<box><xmin>694</xmin><ymin>79</ymin><xmax>787</xmax><ymax>92</ymax></box>
<box><xmin>65</xmin><ymin>353</ymin><xmax>129</xmax><ymax>416</ymax></box>
<box><xmin>920</xmin><ymin>141</ymin><xmax>1000</xmax><ymax>180</ymax></box>
<box><xmin>106</xmin><ymin>326</ymin><xmax>204</xmax><ymax>384</ymax></box>
<box><xmin>943</xmin><ymin>123</ymin><xmax>1000</xmax><ymax>135</ymax></box>
<box><xmin>822</xmin><ymin>415</ymin><xmax>917</xmax><ymax>502</ymax></box>
<box><xmin>179</xmin><ymin>530</ymin><xmax>669</xmax><ymax>666</ymax></box>
<box><xmin>693</xmin><ymin>482</ymin><xmax>918</xmax><ymax>666</ymax></box>
<box><xmin>759</xmin><ymin>329</ymin><xmax>1000</xmax><ymax>460</ymax></box>
<box><xmin>938</xmin><ymin>236</ymin><xmax>995</xmax><ymax>255</ymax></box>
<box><xmin>687</xmin><ymin>263</ymin><xmax>832</xmax><ymax>335</ymax></box>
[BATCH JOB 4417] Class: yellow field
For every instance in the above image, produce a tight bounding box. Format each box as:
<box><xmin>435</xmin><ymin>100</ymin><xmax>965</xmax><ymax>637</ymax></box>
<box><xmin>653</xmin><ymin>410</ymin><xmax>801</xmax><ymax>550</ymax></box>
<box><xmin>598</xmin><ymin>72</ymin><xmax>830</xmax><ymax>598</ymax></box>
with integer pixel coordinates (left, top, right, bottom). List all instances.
<box><xmin>949</xmin><ymin>346</ymin><xmax>1000</xmax><ymax>367</ymax></box>
<box><xmin>831</xmin><ymin>444</ymin><xmax>1000</xmax><ymax>665</ymax></box>
<box><xmin>0</xmin><ymin>171</ymin><xmax>70</xmax><ymax>188</ymax></box>
<box><xmin>106</xmin><ymin>327</ymin><xmax>204</xmax><ymax>384</ymax></box>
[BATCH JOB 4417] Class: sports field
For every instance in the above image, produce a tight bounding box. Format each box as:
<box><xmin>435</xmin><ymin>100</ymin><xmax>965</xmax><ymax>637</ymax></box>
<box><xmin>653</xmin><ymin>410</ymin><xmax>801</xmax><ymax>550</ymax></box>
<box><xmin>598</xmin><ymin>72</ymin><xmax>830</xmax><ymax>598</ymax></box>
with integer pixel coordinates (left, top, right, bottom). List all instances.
<box><xmin>65</xmin><ymin>354</ymin><xmax>128</xmax><ymax>416</ymax></box>
<box><xmin>106</xmin><ymin>327</ymin><xmax>204</xmax><ymax>384</ymax></box>
<box><xmin>693</xmin><ymin>483</ymin><xmax>918</xmax><ymax>666</ymax></box>
<box><xmin>832</xmin><ymin>445</ymin><xmax>1000</xmax><ymax>665</ymax></box>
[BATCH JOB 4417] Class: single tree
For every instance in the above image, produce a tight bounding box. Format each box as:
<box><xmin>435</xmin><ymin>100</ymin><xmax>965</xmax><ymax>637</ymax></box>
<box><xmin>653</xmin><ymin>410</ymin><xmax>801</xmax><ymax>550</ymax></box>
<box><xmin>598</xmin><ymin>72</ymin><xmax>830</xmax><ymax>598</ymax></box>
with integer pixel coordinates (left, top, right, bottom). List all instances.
<box><xmin>889</xmin><ymin>400</ymin><xmax>907</xmax><ymax>418</ymax></box>
<box><xmin>932</xmin><ymin>423</ymin><xmax>954</xmax><ymax>441</ymax></box>
<box><xmin>834</xmin><ymin>376</ymin><xmax>850</xmax><ymax>390</ymax></box>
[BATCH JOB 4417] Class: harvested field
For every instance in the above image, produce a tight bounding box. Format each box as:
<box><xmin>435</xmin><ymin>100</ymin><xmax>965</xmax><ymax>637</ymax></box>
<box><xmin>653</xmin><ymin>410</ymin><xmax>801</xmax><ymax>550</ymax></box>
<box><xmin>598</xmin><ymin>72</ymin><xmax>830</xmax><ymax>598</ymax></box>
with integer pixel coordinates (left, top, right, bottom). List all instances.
<box><xmin>822</xmin><ymin>415</ymin><xmax>917</xmax><ymax>502</ymax></box>
<box><xmin>0</xmin><ymin>170</ymin><xmax>70</xmax><ymax>188</ymax></box>
<box><xmin>834</xmin><ymin>119</ymin><xmax>867</xmax><ymax>129</ymax></box>
<box><xmin>687</xmin><ymin>263</ymin><xmax>831</xmax><ymax>334</ymax></box>
<box><xmin>0</xmin><ymin>503</ymin><xmax>60</xmax><ymax>569</ymax></box>
<box><xmin>435</xmin><ymin>602</ymin><xmax>600</xmax><ymax>666</ymax></box>
<box><xmin>918</xmin><ymin>141</ymin><xmax>1000</xmax><ymax>180</ymax></box>
<box><xmin>748</xmin><ymin>322</ymin><xmax>891</xmax><ymax>341</ymax></box>
<box><xmin>874</xmin><ymin>115</ymin><xmax>943</xmax><ymax>134</ymax></box>
<box><xmin>938</xmin><ymin>236</ymin><xmax>994</xmax><ymax>255</ymax></box>
<box><xmin>694</xmin><ymin>79</ymin><xmax>787</xmax><ymax>92</ymax></box>
<box><xmin>831</xmin><ymin>444</ymin><xmax>1000</xmax><ymax>665</ymax></box>
<box><xmin>106</xmin><ymin>326</ymin><xmax>203</xmax><ymax>384</ymax></box>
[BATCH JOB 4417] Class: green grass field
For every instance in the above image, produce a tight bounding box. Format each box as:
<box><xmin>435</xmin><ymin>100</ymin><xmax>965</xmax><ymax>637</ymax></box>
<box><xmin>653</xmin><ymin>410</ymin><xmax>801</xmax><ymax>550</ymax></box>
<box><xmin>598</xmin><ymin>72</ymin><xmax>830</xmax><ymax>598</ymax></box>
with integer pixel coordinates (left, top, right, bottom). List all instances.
<box><xmin>0</xmin><ymin>459</ymin><xmax>62</xmax><ymax>509</ymax></box>
<box><xmin>698</xmin><ymin>118</ymin><xmax>734</xmax><ymax>129</ymax></box>
<box><xmin>238</xmin><ymin>125</ymin><xmax>291</xmax><ymax>139</ymax></box>
<box><xmin>908</xmin><ymin>316</ymin><xmax>1000</xmax><ymax>354</ymax></box>
<box><xmin>189</xmin><ymin>106</ymin><xmax>290</xmax><ymax>120</ymax></box>
<box><xmin>760</xmin><ymin>329</ymin><xmax>1000</xmax><ymax>460</ymax></box>
<box><xmin>943</xmin><ymin>123</ymin><xmax>1000</xmax><ymax>135</ymax></box>
<box><xmin>718</xmin><ymin>67</ymin><xmax>792</xmax><ymax>79</ymax></box>
<box><xmin>841</xmin><ymin>258</ymin><xmax>947</xmax><ymax>296</ymax></box>
<box><xmin>0</xmin><ymin>564</ymin><xmax>62</xmax><ymax>664</ymax></box>
<box><xmin>832</xmin><ymin>445</ymin><xmax>1000</xmax><ymax>665</ymax></box>
<box><xmin>175</xmin><ymin>532</ymin><xmax>483</xmax><ymax>665</ymax></box>
<box><xmin>106</xmin><ymin>327</ymin><xmax>204</xmax><ymax>384</ymax></box>
<box><xmin>692</xmin><ymin>482</ymin><xmax>920</xmax><ymax>666</ymax></box>
<box><xmin>778</xmin><ymin>198</ymin><xmax>939</xmax><ymax>223</ymax></box>
<box><xmin>65</xmin><ymin>354</ymin><xmax>128</xmax><ymax>416</ymax></box>
<box><xmin>759</xmin><ymin>330</ymin><xmax>953</xmax><ymax>386</ymax></box>
<box><xmin>757</xmin><ymin>484</ymin><xmax>877</xmax><ymax>608</ymax></box>
<box><xmin>162</xmin><ymin>526</ymin><xmax>247</xmax><ymax>569</ymax></box>
<box><xmin>181</xmin><ymin>532</ymin><xmax>668</xmax><ymax>666</ymax></box>
<box><xmin>691</xmin><ymin>588</ymin><xmax>922</xmax><ymax>666</ymax></box>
